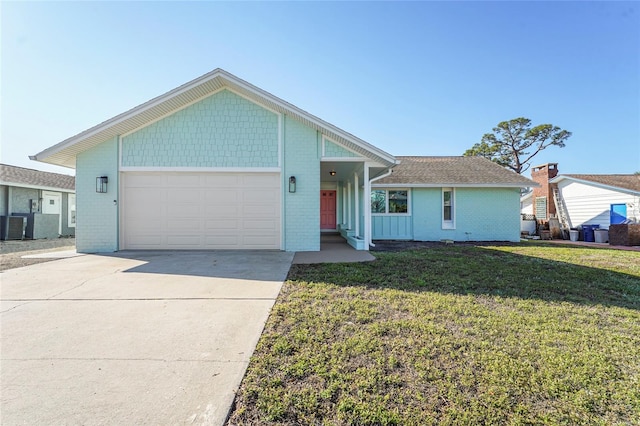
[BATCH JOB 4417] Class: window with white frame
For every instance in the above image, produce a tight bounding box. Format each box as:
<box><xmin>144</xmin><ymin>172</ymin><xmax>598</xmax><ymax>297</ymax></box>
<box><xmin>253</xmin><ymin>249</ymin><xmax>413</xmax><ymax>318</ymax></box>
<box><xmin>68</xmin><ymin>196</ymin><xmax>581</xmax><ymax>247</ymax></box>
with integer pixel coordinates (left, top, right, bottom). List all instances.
<box><xmin>442</xmin><ymin>188</ymin><xmax>455</xmax><ymax>229</ymax></box>
<box><xmin>371</xmin><ymin>189</ymin><xmax>409</xmax><ymax>214</ymax></box>
<box><xmin>68</xmin><ymin>194</ymin><xmax>76</xmax><ymax>227</ymax></box>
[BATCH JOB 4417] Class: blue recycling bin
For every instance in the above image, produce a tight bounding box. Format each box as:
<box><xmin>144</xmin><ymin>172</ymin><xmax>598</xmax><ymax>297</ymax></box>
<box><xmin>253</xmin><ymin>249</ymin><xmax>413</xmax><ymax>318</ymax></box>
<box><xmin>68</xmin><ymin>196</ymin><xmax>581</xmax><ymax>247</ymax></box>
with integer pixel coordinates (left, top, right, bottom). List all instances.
<box><xmin>582</xmin><ymin>224</ymin><xmax>600</xmax><ymax>242</ymax></box>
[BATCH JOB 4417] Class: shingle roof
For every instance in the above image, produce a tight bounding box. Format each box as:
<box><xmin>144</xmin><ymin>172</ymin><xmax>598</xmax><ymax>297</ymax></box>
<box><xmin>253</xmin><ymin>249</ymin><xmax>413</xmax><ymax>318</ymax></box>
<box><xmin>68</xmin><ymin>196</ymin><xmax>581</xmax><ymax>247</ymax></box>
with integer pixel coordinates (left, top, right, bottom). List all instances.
<box><xmin>559</xmin><ymin>174</ymin><xmax>640</xmax><ymax>194</ymax></box>
<box><xmin>0</xmin><ymin>164</ymin><xmax>75</xmax><ymax>191</ymax></box>
<box><xmin>373</xmin><ymin>156</ymin><xmax>537</xmax><ymax>187</ymax></box>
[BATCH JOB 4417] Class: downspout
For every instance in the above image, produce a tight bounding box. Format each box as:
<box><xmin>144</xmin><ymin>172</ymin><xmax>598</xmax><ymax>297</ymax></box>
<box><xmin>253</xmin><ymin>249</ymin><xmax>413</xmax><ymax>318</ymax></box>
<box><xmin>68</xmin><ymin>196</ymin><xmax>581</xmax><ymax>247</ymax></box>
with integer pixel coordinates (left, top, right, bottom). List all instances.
<box><xmin>369</xmin><ymin>167</ymin><xmax>393</xmax><ymax>183</ymax></box>
<box><xmin>367</xmin><ymin>167</ymin><xmax>394</xmax><ymax>248</ymax></box>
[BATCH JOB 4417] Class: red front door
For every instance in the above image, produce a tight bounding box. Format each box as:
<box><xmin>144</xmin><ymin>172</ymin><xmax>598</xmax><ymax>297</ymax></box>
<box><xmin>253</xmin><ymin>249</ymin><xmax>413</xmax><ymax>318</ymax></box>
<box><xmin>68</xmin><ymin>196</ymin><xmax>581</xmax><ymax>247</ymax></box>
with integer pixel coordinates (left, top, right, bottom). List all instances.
<box><xmin>320</xmin><ymin>190</ymin><xmax>337</xmax><ymax>230</ymax></box>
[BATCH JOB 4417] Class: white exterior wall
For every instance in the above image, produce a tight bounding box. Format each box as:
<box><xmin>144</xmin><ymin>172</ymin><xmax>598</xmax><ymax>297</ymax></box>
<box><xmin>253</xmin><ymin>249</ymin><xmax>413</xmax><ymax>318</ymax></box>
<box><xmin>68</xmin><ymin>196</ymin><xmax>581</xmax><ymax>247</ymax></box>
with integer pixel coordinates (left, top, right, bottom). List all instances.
<box><xmin>520</xmin><ymin>196</ymin><xmax>533</xmax><ymax>215</ymax></box>
<box><xmin>558</xmin><ymin>181</ymin><xmax>640</xmax><ymax>229</ymax></box>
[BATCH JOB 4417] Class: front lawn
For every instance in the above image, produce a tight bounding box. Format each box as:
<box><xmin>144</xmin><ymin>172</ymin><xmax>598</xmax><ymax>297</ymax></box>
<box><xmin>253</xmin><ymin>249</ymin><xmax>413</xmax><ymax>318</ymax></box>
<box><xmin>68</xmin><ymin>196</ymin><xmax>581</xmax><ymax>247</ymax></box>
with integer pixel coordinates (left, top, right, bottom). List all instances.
<box><xmin>227</xmin><ymin>243</ymin><xmax>640</xmax><ymax>425</ymax></box>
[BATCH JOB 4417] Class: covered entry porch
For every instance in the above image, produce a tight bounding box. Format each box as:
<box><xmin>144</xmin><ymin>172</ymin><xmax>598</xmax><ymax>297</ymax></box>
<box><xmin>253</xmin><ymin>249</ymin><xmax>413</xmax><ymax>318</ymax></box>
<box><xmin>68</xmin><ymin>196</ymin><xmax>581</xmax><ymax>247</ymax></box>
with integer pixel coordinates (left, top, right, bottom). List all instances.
<box><xmin>318</xmin><ymin>159</ymin><xmax>392</xmax><ymax>251</ymax></box>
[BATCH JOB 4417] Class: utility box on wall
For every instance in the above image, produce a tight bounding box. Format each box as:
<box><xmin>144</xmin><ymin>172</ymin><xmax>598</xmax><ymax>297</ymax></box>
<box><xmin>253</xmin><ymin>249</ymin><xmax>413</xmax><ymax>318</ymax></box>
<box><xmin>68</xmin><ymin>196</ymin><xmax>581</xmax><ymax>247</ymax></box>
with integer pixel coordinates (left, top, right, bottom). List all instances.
<box><xmin>8</xmin><ymin>213</ymin><xmax>60</xmax><ymax>239</ymax></box>
<box><xmin>33</xmin><ymin>214</ymin><xmax>60</xmax><ymax>239</ymax></box>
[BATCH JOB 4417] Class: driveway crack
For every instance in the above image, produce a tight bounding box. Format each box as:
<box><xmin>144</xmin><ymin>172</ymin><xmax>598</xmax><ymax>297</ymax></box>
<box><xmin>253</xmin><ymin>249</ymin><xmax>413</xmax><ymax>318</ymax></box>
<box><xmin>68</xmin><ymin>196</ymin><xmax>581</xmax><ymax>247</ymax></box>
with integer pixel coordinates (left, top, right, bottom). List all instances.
<box><xmin>46</xmin><ymin>279</ymin><xmax>91</xmax><ymax>300</ymax></box>
<box><xmin>0</xmin><ymin>301</ymin><xmax>31</xmax><ymax>314</ymax></box>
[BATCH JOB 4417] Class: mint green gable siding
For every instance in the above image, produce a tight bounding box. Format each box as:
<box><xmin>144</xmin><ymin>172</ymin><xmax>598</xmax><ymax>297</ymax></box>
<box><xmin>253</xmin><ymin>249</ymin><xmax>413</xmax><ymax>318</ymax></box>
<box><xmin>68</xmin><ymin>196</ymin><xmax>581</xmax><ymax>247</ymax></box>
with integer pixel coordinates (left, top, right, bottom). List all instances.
<box><xmin>283</xmin><ymin>116</ymin><xmax>320</xmax><ymax>251</ymax></box>
<box><xmin>324</xmin><ymin>140</ymin><xmax>358</xmax><ymax>158</ymax></box>
<box><xmin>121</xmin><ymin>90</ymin><xmax>279</xmax><ymax>168</ymax></box>
<box><xmin>410</xmin><ymin>187</ymin><xmax>521</xmax><ymax>242</ymax></box>
<box><xmin>76</xmin><ymin>137</ymin><xmax>119</xmax><ymax>252</ymax></box>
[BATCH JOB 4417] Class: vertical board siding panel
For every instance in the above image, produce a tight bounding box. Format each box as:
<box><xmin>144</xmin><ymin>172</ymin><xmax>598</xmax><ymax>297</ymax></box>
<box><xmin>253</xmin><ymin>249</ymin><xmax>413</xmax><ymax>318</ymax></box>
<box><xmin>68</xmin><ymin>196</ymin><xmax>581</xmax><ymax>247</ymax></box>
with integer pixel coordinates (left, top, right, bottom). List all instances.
<box><xmin>372</xmin><ymin>215</ymin><xmax>413</xmax><ymax>240</ymax></box>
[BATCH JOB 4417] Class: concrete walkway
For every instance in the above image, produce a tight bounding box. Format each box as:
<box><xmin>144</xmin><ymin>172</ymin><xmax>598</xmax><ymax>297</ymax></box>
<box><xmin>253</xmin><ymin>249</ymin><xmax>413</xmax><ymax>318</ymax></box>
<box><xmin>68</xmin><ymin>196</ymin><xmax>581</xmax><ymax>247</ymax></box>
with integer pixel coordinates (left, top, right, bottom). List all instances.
<box><xmin>292</xmin><ymin>234</ymin><xmax>375</xmax><ymax>264</ymax></box>
<box><xmin>1</xmin><ymin>250</ymin><xmax>293</xmax><ymax>425</ymax></box>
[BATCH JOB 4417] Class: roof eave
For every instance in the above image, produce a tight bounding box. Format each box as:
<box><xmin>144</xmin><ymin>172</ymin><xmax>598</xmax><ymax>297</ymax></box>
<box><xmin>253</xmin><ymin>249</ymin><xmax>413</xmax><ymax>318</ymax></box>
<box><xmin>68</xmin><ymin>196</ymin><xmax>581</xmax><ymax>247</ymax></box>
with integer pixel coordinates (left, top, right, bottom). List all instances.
<box><xmin>0</xmin><ymin>181</ymin><xmax>75</xmax><ymax>193</ymax></box>
<box><xmin>372</xmin><ymin>182</ymin><xmax>538</xmax><ymax>188</ymax></box>
<box><xmin>550</xmin><ymin>175</ymin><xmax>640</xmax><ymax>196</ymax></box>
<box><xmin>31</xmin><ymin>68</ymin><xmax>397</xmax><ymax>169</ymax></box>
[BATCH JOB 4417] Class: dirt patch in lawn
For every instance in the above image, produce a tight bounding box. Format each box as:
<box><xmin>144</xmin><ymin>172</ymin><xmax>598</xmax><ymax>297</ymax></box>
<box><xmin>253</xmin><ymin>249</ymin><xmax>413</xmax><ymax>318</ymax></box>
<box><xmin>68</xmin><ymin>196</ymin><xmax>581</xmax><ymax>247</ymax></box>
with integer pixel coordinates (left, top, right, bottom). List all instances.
<box><xmin>371</xmin><ymin>240</ymin><xmax>517</xmax><ymax>252</ymax></box>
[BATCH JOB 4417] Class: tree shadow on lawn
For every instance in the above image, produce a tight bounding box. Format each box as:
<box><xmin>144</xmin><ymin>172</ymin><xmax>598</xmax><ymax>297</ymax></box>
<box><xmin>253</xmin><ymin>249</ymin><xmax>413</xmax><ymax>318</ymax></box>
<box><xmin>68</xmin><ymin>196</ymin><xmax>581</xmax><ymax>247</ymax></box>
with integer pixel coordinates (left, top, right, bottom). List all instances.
<box><xmin>286</xmin><ymin>242</ymin><xmax>640</xmax><ymax>311</ymax></box>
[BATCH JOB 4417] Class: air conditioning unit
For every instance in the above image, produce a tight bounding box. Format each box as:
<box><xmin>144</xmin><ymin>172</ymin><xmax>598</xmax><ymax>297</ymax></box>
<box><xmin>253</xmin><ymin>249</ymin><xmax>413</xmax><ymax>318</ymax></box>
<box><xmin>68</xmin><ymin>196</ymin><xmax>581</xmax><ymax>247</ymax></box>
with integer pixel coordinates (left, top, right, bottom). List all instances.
<box><xmin>0</xmin><ymin>216</ymin><xmax>26</xmax><ymax>240</ymax></box>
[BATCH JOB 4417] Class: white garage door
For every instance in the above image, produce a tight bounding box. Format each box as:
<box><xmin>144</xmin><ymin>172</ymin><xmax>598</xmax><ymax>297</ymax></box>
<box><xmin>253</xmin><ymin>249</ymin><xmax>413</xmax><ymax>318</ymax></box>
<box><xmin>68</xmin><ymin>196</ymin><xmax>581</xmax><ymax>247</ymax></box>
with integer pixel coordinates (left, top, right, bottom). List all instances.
<box><xmin>121</xmin><ymin>172</ymin><xmax>281</xmax><ymax>250</ymax></box>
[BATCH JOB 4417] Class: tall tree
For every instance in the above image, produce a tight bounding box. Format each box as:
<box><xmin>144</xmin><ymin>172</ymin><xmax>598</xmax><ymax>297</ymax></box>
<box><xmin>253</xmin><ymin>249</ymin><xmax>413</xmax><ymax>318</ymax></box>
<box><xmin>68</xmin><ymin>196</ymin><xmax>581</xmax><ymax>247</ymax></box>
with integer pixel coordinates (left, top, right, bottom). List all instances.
<box><xmin>464</xmin><ymin>117</ymin><xmax>572</xmax><ymax>174</ymax></box>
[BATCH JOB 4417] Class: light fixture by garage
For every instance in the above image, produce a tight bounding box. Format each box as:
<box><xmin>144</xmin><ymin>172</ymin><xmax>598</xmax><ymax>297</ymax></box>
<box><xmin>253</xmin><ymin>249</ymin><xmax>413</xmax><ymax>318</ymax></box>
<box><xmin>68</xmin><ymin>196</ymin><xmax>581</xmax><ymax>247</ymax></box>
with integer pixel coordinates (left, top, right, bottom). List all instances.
<box><xmin>288</xmin><ymin>176</ymin><xmax>296</xmax><ymax>193</ymax></box>
<box><xmin>96</xmin><ymin>176</ymin><xmax>108</xmax><ymax>193</ymax></box>
<box><xmin>329</xmin><ymin>170</ymin><xmax>336</xmax><ymax>176</ymax></box>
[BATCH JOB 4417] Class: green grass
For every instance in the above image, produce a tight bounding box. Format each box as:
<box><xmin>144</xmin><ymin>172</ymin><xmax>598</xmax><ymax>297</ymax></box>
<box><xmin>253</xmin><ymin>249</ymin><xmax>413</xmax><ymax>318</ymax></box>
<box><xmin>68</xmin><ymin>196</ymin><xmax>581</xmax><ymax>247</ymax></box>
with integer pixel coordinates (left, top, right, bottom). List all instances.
<box><xmin>228</xmin><ymin>243</ymin><xmax>640</xmax><ymax>425</ymax></box>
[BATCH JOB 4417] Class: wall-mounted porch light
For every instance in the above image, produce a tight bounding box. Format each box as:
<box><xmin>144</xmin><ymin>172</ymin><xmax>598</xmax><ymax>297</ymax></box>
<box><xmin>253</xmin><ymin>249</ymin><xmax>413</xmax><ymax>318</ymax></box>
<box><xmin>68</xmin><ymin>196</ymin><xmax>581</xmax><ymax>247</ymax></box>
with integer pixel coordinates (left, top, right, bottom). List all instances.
<box><xmin>96</xmin><ymin>176</ymin><xmax>108</xmax><ymax>193</ymax></box>
<box><xmin>289</xmin><ymin>176</ymin><xmax>296</xmax><ymax>193</ymax></box>
<box><xmin>329</xmin><ymin>170</ymin><xmax>336</xmax><ymax>176</ymax></box>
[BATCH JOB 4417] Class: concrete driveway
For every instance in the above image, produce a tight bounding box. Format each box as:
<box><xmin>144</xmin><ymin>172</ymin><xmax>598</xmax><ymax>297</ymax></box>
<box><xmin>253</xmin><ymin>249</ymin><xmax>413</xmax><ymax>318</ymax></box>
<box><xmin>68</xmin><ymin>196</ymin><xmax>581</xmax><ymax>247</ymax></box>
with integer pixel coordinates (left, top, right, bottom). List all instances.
<box><xmin>1</xmin><ymin>250</ymin><xmax>293</xmax><ymax>425</ymax></box>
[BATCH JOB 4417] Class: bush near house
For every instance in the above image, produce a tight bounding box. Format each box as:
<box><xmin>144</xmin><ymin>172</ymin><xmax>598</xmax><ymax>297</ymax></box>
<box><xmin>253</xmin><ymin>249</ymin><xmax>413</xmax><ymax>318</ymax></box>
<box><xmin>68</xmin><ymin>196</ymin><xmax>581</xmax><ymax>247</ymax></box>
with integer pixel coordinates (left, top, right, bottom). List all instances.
<box><xmin>228</xmin><ymin>243</ymin><xmax>640</xmax><ymax>425</ymax></box>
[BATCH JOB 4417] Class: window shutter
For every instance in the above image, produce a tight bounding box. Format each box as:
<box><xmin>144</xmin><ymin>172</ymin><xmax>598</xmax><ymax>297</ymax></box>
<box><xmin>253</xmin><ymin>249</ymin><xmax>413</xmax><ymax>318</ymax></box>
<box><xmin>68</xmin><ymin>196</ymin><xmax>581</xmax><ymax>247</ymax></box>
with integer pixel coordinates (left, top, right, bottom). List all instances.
<box><xmin>535</xmin><ymin>197</ymin><xmax>547</xmax><ymax>220</ymax></box>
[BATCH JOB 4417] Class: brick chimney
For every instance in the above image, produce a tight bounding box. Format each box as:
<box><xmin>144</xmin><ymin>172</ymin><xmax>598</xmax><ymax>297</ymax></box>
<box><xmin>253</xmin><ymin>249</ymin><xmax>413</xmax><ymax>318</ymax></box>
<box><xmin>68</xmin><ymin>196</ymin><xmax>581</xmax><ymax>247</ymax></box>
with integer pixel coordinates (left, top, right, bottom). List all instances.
<box><xmin>531</xmin><ymin>163</ymin><xmax>558</xmax><ymax>220</ymax></box>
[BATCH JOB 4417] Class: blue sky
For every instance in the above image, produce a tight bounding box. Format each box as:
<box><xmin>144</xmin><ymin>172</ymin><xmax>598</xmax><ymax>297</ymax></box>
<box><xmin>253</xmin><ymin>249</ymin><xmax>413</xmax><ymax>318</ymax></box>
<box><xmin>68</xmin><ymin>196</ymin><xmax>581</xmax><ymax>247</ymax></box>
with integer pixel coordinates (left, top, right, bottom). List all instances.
<box><xmin>2</xmin><ymin>1</ymin><xmax>639</xmax><ymax>177</ymax></box>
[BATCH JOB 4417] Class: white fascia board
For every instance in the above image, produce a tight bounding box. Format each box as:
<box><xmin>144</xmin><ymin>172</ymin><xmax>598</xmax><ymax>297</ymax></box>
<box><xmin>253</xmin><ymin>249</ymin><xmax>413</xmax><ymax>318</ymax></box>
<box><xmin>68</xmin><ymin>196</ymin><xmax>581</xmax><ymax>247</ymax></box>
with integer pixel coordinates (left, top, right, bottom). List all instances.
<box><xmin>550</xmin><ymin>175</ymin><xmax>640</xmax><ymax>196</ymax></box>
<box><xmin>320</xmin><ymin>157</ymin><xmax>370</xmax><ymax>162</ymax></box>
<box><xmin>216</xmin><ymin>71</ymin><xmax>398</xmax><ymax>166</ymax></box>
<box><xmin>119</xmin><ymin>86</ymin><xmax>281</xmax><ymax>139</ymax></box>
<box><xmin>1</xmin><ymin>182</ymin><xmax>75</xmax><ymax>193</ymax></box>
<box><xmin>31</xmin><ymin>68</ymin><xmax>397</xmax><ymax>168</ymax></box>
<box><xmin>31</xmin><ymin>69</ymin><xmax>227</xmax><ymax>163</ymax></box>
<box><xmin>371</xmin><ymin>183</ymin><xmax>536</xmax><ymax>189</ymax></box>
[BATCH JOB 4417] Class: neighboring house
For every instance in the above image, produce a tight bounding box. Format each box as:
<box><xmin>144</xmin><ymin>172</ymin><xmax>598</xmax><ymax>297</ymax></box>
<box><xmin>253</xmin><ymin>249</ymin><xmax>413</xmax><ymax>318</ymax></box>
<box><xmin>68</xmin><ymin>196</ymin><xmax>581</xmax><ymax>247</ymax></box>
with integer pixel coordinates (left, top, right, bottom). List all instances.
<box><xmin>551</xmin><ymin>174</ymin><xmax>640</xmax><ymax>229</ymax></box>
<box><xmin>520</xmin><ymin>190</ymin><xmax>534</xmax><ymax>216</ymax></box>
<box><xmin>521</xmin><ymin>163</ymin><xmax>640</xmax><ymax>229</ymax></box>
<box><xmin>0</xmin><ymin>164</ymin><xmax>76</xmax><ymax>239</ymax></box>
<box><xmin>30</xmin><ymin>69</ymin><xmax>535</xmax><ymax>253</ymax></box>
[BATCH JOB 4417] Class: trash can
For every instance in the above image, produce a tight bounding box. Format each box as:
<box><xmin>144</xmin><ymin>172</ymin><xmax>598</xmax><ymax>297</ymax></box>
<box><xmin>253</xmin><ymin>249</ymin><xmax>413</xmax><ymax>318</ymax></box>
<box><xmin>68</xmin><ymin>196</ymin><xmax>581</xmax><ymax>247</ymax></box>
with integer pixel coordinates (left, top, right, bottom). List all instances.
<box><xmin>569</xmin><ymin>229</ymin><xmax>579</xmax><ymax>241</ymax></box>
<box><xmin>582</xmin><ymin>224</ymin><xmax>600</xmax><ymax>243</ymax></box>
<box><xmin>594</xmin><ymin>229</ymin><xmax>609</xmax><ymax>243</ymax></box>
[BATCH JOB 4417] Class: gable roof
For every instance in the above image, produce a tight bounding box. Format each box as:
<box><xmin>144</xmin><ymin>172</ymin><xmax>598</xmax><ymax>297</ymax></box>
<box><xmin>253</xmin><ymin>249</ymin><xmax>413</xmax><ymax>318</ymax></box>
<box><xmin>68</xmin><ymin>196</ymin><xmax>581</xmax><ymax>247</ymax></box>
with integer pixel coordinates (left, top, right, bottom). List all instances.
<box><xmin>373</xmin><ymin>156</ymin><xmax>538</xmax><ymax>188</ymax></box>
<box><xmin>550</xmin><ymin>174</ymin><xmax>640</xmax><ymax>195</ymax></box>
<box><xmin>0</xmin><ymin>164</ymin><xmax>75</xmax><ymax>192</ymax></box>
<box><xmin>30</xmin><ymin>68</ymin><xmax>397</xmax><ymax>169</ymax></box>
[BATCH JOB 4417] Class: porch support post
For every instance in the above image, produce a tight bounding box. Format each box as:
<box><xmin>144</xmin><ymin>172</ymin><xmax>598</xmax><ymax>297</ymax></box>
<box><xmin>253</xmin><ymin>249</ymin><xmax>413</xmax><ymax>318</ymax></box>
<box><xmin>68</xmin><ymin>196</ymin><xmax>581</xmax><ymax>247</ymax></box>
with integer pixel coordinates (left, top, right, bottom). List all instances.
<box><xmin>363</xmin><ymin>163</ymin><xmax>371</xmax><ymax>250</ymax></box>
<box><xmin>347</xmin><ymin>181</ymin><xmax>352</xmax><ymax>230</ymax></box>
<box><xmin>342</xmin><ymin>184</ymin><xmax>347</xmax><ymax>229</ymax></box>
<box><xmin>354</xmin><ymin>172</ymin><xmax>359</xmax><ymax>238</ymax></box>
